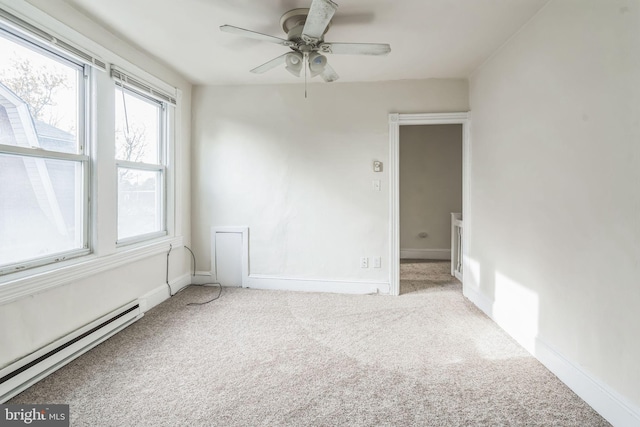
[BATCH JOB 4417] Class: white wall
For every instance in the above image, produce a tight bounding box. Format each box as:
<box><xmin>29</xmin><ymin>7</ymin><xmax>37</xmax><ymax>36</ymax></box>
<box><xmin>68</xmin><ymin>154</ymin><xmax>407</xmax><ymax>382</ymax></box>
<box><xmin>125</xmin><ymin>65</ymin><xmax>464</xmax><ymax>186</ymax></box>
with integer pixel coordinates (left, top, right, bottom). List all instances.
<box><xmin>0</xmin><ymin>0</ymin><xmax>192</xmax><ymax>368</ymax></box>
<box><xmin>192</xmin><ymin>80</ymin><xmax>468</xmax><ymax>288</ymax></box>
<box><xmin>399</xmin><ymin>125</ymin><xmax>462</xmax><ymax>254</ymax></box>
<box><xmin>468</xmin><ymin>0</ymin><xmax>640</xmax><ymax>417</ymax></box>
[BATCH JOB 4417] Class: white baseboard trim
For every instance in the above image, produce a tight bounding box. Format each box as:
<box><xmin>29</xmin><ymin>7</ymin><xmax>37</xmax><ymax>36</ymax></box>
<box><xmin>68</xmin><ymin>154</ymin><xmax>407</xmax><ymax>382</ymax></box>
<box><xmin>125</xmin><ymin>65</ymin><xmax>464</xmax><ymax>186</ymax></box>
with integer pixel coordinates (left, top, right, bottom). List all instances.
<box><xmin>207</xmin><ymin>226</ymin><xmax>388</xmax><ymax>295</ymax></box>
<box><xmin>171</xmin><ymin>273</ymin><xmax>192</xmax><ymax>294</ymax></box>
<box><xmin>463</xmin><ymin>283</ymin><xmax>640</xmax><ymax>427</ymax></box>
<box><xmin>139</xmin><ymin>273</ymin><xmax>191</xmax><ymax>313</ymax></box>
<box><xmin>462</xmin><ymin>284</ymin><xmax>494</xmax><ymax>317</ymax></box>
<box><xmin>246</xmin><ymin>274</ymin><xmax>389</xmax><ymax>295</ymax></box>
<box><xmin>139</xmin><ymin>286</ymin><xmax>167</xmax><ymax>313</ymax></box>
<box><xmin>536</xmin><ymin>339</ymin><xmax>640</xmax><ymax>427</ymax></box>
<box><xmin>193</xmin><ymin>271</ymin><xmax>217</xmax><ymax>285</ymax></box>
<box><xmin>400</xmin><ymin>248</ymin><xmax>451</xmax><ymax>260</ymax></box>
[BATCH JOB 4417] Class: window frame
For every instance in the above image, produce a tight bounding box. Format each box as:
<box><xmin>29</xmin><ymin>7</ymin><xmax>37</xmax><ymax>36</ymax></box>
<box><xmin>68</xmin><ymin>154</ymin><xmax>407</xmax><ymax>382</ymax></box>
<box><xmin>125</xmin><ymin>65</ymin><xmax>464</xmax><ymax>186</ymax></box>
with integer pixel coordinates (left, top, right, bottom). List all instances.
<box><xmin>114</xmin><ymin>84</ymin><xmax>168</xmax><ymax>246</ymax></box>
<box><xmin>0</xmin><ymin>26</ymin><xmax>91</xmax><ymax>276</ymax></box>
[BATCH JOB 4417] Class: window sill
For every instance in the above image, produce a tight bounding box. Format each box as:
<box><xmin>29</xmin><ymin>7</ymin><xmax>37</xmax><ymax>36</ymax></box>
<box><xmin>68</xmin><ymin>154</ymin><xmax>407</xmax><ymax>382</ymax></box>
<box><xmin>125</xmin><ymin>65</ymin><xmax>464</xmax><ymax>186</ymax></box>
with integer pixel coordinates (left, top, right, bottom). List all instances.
<box><xmin>116</xmin><ymin>231</ymin><xmax>168</xmax><ymax>247</ymax></box>
<box><xmin>0</xmin><ymin>235</ymin><xmax>183</xmax><ymax>307</ymax></box>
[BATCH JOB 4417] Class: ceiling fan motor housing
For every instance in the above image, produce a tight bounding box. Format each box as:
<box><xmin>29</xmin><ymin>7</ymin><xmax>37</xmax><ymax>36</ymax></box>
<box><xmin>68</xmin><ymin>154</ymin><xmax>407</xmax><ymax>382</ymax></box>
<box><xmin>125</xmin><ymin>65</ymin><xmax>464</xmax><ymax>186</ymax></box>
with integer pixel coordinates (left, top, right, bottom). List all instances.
<box><xmin>280</xmin><ymin>8</ymin><xmax>330</xmax><ymax>46</ymax></box>
<box><xmin>287</xmin><ymin>25</ymin><xmax>306</xmax><ymax>45</ymax></box>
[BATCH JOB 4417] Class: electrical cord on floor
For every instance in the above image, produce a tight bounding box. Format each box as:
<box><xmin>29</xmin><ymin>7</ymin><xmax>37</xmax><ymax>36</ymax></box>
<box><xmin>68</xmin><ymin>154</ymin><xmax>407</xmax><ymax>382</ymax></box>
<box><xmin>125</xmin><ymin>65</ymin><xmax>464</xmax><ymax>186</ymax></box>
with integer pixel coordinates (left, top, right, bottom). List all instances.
<box><xmin>183</xmin><ymin>245</ymin><xmax>222</xmax><ymax>306</ymax></box>
<box><xmin>186</xmin><ymin>284</ymin><xmax>222</xmax><ymax>306</ymax></box>
<box><xmin>165</xmin><ymin>244</ymin><xmax>222</xmax><ymax>304</ymax></box>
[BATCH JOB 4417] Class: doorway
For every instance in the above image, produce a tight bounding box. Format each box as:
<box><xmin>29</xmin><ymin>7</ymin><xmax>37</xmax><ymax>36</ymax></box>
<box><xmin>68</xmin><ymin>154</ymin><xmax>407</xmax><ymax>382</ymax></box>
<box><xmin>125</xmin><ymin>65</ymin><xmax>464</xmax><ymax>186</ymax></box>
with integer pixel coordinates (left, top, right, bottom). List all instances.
<box><xmin>388</xmin><ymin>113</ymin><xmax>470</xmax><ymax>296</ymax></box>
<box><xmin>399</xmin><ymin>124</ymin><xmax>462</xmax><ymax>294</ymax></box>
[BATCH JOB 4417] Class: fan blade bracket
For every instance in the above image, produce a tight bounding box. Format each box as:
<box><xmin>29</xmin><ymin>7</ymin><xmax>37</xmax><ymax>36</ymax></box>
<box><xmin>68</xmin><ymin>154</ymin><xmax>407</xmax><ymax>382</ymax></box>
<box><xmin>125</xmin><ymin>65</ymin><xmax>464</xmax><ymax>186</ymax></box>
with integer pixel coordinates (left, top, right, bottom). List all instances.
<box><xmin>319</xmin><ymin>44</ymin><xmax>332</xmax><ymax>54</ymax></box>
<box><xmin>302</xmin><ymin>35</ymin><xmax>321</xmax><ymax>46</ymax></box>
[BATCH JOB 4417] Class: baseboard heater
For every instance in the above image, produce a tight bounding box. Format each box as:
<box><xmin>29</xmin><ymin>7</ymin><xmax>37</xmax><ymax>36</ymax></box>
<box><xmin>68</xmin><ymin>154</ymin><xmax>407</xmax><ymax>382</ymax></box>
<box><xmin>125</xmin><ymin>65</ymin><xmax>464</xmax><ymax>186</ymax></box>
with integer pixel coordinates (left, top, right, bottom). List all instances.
<box><xmin>0</xmin><ymin>300</ymin><xmax>143</xmax><ymax>403</ymax></box>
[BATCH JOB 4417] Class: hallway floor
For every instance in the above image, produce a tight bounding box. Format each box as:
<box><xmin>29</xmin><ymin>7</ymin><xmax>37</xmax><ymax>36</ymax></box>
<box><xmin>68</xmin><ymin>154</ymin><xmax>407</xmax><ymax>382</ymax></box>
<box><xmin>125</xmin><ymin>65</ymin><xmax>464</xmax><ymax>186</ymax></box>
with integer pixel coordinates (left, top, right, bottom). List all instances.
<box><xmin>400</xmin><ymin>259</ymin><xmax>459</xmax><ymax>295</ymax></box>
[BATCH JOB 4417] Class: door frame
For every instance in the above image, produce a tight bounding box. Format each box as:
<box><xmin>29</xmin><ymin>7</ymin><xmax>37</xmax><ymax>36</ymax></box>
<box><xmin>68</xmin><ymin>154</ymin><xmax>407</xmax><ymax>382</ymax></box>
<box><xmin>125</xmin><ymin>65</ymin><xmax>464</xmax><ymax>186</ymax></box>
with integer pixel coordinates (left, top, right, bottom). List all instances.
<box><xmin>388</xmin><ymin>112</ymin><xmax>470</xmax><ymax>296</ymax></box>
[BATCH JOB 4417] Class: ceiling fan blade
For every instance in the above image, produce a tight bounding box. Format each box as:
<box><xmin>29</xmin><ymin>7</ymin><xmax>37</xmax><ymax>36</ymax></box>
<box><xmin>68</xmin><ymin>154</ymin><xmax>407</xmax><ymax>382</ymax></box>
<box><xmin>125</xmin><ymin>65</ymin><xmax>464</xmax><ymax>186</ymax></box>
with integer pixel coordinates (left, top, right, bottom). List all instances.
<box><xmin>220</xmin><ymin>25</ymin><xmax>292</xmax><ymax>46</ymax></box>
<box><xmin>320</xmin><ymin>42</ymin><xmax>391</xmax><ymax>56</ymax></box>
<box><xmin>301</xmin><ymin>0</ymin><xmax>338</xmax><ymax>43</ymax></box>
<box><xmin>250</xmin><ymin>53</ymin><xmax>288</xmax><ymax>74</ymax></box>
<box><xmin>320</xmin><ymin>63</ymin><xmax>339</xmax><ymax>83</ymax></box>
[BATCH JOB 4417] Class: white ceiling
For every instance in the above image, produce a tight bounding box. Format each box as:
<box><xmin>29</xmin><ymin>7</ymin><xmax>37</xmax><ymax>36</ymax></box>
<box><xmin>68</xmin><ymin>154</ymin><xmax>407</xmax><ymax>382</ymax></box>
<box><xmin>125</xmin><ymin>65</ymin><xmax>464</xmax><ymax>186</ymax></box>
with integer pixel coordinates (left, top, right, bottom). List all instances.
<box><xmin>59</xmin><ymin>0</ymin><xmax>548</xmax><ymax>86</ymax></box>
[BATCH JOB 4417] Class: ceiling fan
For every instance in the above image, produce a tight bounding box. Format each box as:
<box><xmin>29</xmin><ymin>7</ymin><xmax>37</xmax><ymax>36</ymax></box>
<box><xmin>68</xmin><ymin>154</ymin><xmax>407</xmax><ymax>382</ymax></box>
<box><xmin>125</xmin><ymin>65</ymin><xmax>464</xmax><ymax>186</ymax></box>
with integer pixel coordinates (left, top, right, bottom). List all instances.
<box><xmin>220</xmin><ymin>0</ymin><xmax>391</xmax><ymax>84</ymax></box>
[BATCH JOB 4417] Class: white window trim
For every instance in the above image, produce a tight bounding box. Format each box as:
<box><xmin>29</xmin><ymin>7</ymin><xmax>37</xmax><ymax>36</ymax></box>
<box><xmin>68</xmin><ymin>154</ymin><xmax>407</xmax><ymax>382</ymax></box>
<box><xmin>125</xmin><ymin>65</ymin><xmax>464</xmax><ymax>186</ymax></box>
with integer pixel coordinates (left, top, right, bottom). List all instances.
<box><xmin>0</xmin><ymin>25</ymin><xmax>91</xmax><ymax>275</ymax></box>
<box><xmin>114</xmin><ymin>85</ymin><xmax>168</xmax><ymax>246</ymax></box>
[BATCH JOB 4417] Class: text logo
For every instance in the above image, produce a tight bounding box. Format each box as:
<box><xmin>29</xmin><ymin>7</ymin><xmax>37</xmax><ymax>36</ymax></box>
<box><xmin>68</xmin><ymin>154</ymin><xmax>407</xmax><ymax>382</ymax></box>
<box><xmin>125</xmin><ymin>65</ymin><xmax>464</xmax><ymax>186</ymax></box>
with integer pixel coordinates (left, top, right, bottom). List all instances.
<box><xmin>0</xmin><ymin>405</ymin><xmax>69</xmax><ymax>427</ymax></box>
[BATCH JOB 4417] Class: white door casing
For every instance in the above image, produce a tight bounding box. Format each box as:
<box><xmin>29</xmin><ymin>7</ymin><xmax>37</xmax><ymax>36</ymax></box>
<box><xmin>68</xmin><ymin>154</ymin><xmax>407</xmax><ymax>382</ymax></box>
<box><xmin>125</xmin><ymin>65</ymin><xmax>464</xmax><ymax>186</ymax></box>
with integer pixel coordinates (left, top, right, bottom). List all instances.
<box><xmin>388</xmin><ymin>112</ymin><xmax>470</xmax><ymax>296</ymax></box>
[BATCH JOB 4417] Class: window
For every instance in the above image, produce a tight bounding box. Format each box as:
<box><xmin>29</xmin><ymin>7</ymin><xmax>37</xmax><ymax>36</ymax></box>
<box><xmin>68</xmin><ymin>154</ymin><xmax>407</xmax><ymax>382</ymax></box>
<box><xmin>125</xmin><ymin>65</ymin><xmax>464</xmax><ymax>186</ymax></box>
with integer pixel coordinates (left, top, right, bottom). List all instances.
<box><xmin>0</xmin><ymin>27</ymin><xmax>89</xmax><ymax>274</ymax></box>
<box><xmin>115</xmin><ymin>86</ymin><xmax>166</xmax><ymax>243</ymax></box>
<box><xmin>0</xmin><ymin>8</ymin><xmax>178</xmax><ymax>290</ymax></box>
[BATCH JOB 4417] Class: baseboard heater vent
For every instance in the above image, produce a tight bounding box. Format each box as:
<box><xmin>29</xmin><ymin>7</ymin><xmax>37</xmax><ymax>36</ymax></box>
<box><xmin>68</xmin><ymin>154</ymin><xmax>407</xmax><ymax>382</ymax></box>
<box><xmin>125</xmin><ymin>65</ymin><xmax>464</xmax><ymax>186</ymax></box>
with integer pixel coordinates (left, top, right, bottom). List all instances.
<box><xmin>0</xmin><ymin>301</ymin><xmax>142</xmax><ymax>403</ymax></box>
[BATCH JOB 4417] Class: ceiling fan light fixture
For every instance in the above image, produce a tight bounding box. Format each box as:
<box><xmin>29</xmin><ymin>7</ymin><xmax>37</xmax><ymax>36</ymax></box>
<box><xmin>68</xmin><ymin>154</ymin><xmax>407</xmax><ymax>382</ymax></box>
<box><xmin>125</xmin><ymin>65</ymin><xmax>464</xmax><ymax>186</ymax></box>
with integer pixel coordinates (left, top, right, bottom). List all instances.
<box><xmin>308</xmin><ymin>52</ymin><xmax>327</xmax><ymax>77</ymax></box>
<box><xmin>285</xmin><ymin>52</ymin><xmax>304</xmax><ymax>77</ymax></box>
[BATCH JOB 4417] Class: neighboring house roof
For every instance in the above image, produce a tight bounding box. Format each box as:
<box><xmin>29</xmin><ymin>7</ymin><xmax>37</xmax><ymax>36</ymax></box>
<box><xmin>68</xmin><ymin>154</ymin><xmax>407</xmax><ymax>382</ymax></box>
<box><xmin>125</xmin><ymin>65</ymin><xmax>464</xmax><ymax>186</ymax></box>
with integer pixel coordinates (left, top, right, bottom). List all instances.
<box><xmin>0</xmin><ymin>81</ymin><xmax>75</xmax><ymax>152</ymax></box>
<box><xmin>0</xmin><ymin>81</ymin><xmax>39</xmax><ymax>148</ymax></box>
<box><xmin>34</xmin><ymin>120</ymin><xmax>75</xmax><ymax>152</ymax></box>
<box><xmin>0</xmin><ymin>81</ymin><xmax>68</xmax><ymax>237</ymax></box>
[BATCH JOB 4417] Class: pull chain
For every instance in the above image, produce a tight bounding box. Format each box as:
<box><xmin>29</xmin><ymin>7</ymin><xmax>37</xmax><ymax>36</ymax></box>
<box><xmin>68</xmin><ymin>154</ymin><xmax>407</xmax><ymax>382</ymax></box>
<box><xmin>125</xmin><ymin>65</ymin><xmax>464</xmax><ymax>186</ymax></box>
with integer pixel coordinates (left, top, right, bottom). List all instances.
<box><xmin>304</xmin><ymin>52</ymin><xmax>308</xmax><ymax>99</ymax></box>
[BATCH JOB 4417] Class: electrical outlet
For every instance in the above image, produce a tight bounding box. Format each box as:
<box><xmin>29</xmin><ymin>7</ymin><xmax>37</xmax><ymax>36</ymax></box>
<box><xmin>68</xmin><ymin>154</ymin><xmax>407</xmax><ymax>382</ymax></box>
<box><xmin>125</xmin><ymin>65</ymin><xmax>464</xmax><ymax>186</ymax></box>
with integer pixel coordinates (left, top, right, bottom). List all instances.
<box><xmin>373</xmin><ymin>257</ymin><xmax>381</xmax><ymax>268</ymax></box>
<box><xmin>360</xmin><ymin>257</ymin><xmax>369</xmax><ymax>268</ymax></box>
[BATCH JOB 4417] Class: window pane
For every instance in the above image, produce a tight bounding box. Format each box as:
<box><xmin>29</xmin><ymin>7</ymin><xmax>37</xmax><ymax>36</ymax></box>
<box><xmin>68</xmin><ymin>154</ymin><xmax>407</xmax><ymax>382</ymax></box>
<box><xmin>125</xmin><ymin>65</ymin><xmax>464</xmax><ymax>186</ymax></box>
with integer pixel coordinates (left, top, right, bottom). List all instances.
<box><xmin>115</xmin><ymin>88</ymin><xmax>160</xmax><ymax>163</ymax></box>
<box><xmin>0</xmin><ymin>153</ymin><xmax>84</xmax><ymax>267</ymax></box>
<box><xmin>117</xmin><ymin>168</ymin><xmax>163</xmax><ymax>240</ymax></box>
<box><xmin>0</xmin><ymin>34</ymin><xmax>80</xmax><ymax>154</ymax></box>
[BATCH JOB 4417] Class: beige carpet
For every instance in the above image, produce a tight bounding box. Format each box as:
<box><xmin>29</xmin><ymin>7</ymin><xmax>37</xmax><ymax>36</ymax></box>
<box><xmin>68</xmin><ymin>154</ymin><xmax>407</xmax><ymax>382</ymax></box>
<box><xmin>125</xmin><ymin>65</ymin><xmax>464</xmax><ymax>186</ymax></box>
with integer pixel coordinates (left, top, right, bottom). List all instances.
<box><xmin>10</xmin><ymin>261</ymin><xmax>609</xmax><ymax>426</ymax></box>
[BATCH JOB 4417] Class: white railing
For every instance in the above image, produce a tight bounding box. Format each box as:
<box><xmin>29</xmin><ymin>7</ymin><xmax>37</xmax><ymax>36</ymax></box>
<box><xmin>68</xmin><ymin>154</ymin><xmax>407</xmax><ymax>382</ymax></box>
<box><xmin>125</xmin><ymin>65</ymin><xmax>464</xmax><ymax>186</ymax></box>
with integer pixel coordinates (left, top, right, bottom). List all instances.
<box><xmin>451</xmin><ymin>213</ymin><xmax>463</xmax><ymax>281</ymax></box>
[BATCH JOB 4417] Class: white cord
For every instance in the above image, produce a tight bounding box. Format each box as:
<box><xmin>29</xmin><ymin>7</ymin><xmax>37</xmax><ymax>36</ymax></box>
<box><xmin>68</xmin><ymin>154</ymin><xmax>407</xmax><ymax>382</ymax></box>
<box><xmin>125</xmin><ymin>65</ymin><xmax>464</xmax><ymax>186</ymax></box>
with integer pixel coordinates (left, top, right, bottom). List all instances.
<box><xmin>119</xmin><ymin>75</ymin><xmax>130</xmax><ymax>135</ymax></box>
